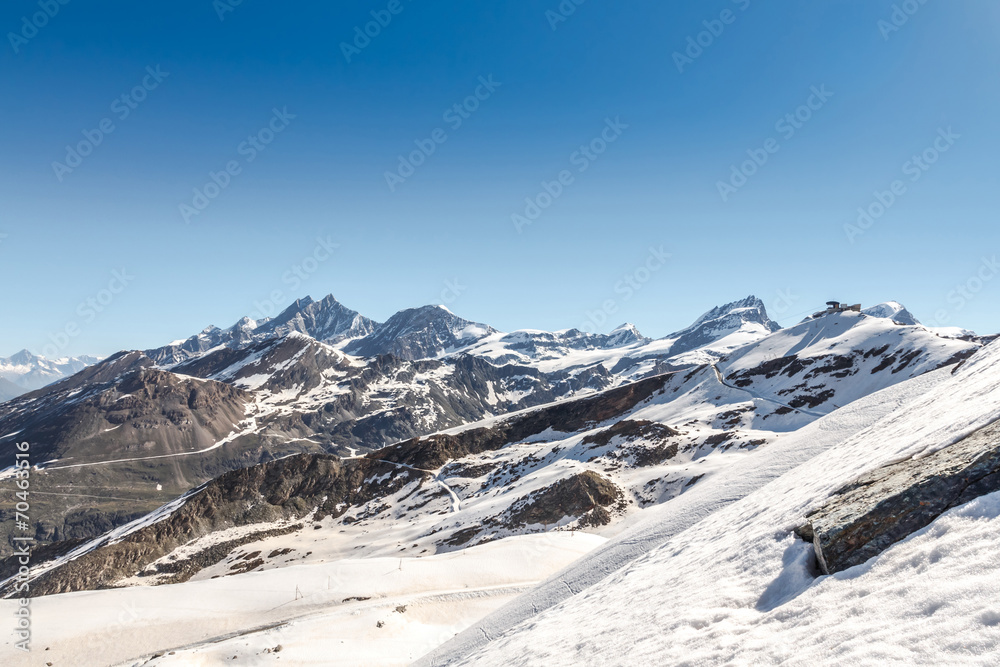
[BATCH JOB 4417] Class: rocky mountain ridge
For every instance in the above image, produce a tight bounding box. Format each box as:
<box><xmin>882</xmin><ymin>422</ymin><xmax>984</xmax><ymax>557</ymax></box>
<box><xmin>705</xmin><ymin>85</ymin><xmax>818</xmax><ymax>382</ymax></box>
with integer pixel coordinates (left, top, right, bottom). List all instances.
<box><xmin>0</xmin><ymin>296</ymin><xmax>983</xmax><ymax>559</ymax></box>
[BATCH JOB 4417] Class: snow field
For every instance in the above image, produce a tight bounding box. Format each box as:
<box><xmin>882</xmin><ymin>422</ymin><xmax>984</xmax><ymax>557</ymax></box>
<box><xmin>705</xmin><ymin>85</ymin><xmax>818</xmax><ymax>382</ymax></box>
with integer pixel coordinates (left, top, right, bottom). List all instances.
<box><xmin>0</xmin><ymin>532</ymin><xmax>605</xmax><ymax>667</ymax></box>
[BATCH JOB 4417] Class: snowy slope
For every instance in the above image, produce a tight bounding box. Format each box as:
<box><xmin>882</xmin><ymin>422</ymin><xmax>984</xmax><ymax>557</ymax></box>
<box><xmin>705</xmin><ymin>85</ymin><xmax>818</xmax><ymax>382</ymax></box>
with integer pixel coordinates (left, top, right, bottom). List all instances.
<box><xmin>716</xmin><ymin>310</ymin><xmax>973</xmax><ymax>418</ymax></box>
<box><xmin>0</xmin><ymin>533</ymin><xmax>604</xmax><ymax>667</ymax></box>
<box><xmin>423</xmin><ymin>340</ymin><xmax>1000</xmax><ymax>666</ymax></box>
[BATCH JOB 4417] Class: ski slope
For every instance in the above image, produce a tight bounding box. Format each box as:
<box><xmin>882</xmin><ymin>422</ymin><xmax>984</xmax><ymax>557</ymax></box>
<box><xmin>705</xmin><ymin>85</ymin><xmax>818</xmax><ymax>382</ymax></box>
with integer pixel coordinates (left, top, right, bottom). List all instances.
<box><xmin>0</xmin><ymin>533</ymin><xmax>604</xmax><ymax>667</ymax></box>
<box><xmin>422</xmin><ymin>341</ymin><xmax>1000</xmax><ymax>666</ymax></box>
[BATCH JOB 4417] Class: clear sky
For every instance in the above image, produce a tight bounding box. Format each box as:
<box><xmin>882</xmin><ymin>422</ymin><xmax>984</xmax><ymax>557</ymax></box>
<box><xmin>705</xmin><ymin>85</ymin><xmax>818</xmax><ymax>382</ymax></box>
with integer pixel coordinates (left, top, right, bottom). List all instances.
<box><xmin>2</xmin><ymin>1</ymin><xmax>999</xmax><ymax>358</ymax></box>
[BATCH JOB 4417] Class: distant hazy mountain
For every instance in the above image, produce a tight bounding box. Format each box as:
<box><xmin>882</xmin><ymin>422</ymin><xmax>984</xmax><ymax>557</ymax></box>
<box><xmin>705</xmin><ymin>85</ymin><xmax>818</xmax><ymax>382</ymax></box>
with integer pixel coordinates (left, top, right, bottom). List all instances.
<box><xmin>0</xmin><ymin>349</ymin><xmax>100</xmax><ymax>399</ymax></box>
<box><xmin>0</xmin><ymin>377</ymin><xmax>23</xmax><ymax>402</ymax></box>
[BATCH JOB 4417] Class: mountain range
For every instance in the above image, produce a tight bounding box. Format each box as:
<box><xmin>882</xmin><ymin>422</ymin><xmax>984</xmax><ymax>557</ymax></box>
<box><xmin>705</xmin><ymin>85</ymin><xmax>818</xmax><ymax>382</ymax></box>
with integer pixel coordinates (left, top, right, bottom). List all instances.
<box><xmin>0</xmin><ymin>350</ymin><xmax>101</xmax><ymax>401</ymax></box>
<box><xmin>0</xmin><ymin>292</ymin><xmax>996</xmax><ymax>665</ymax></box>
<box><xmin>0</xmin><ymin>293</ymin><xmax>983</xmax><ymax>551</ymax></box>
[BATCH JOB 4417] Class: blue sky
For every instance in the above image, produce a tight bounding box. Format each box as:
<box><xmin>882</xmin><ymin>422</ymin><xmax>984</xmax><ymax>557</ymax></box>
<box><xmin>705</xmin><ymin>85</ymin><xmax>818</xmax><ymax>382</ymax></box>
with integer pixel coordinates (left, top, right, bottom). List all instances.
<box><xmin>2</xmin><ymin>1</ymin><xmax>999</xmax><ymax>358</ymax></box>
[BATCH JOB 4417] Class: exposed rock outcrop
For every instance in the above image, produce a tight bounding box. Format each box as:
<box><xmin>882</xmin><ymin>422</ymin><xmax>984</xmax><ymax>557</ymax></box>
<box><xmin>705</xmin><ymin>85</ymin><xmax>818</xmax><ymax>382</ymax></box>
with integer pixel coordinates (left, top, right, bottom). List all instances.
<box><xmin>797</xmin><ymin>418</ymin><xmax>1000</xmax><ymax>574</ymax></box>
<box><xmin>371</xmin><ymin>373</ymin><xmax>675</xmax><ymax>470</ymax></box>
<box><xmin>7</xmin><ymin>454</ymin><xmax>412</xmax><ymax>597</ymax></box>
<box><xmin>502</xmin><ymin>471</ymin><xmax>622</xmax><ymax>528</ymax></box>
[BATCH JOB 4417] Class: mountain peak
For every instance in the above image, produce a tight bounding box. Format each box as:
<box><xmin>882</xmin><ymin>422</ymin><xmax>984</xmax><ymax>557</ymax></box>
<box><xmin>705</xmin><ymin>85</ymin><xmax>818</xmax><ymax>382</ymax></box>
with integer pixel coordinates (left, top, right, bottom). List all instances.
<box><xmin>8</xmin><ymin>349</ymin><xmax>37</xmax><ymax>364</ymax></box>
<box><xmin>657</xmin><ymin>295</ymin><xmax>780</xmax><ymax>360</ymax></box>
<box><xmin>268</xmin><ymin>296</ymin><xmax>317</xmax><ymax>328</ymax></box>
<box><xmin>249</xmin><ymin>294</ymin><xmax>378</xmax><ymax>344</ymax></box>
<box><xmin>685</xmin><ymin>295</ymin><xmax>777</xmax><ymax>331</ymax></box>
<box><xmin>672</xmin><ymin>296</ymin><xmax>779</xmax><ymax>337</ymax></box>
<box><xmin>344</xmin><ymin>305</ymin><xmax>497</xmax><ymax>360</ymax></box>
<box><xmin>863</xmin><ymin>301</ymin><xmax>920</xmax><ymax>326</ymax></box>
<box><xmin>147</xmin><ymin>294</ymin><xmax>377</xmax><ymax>366</ymax></box>
<box><xmin>605</xmin><ymin>323</ymin><xmax>647</xmax><ymax>348</ymax></box>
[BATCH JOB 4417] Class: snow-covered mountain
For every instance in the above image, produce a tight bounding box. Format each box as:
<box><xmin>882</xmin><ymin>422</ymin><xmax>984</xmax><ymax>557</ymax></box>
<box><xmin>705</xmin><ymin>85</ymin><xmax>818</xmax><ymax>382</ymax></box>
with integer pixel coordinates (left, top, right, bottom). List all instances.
<box><xmin>0</xmin><ymin>349</ymin><xmax>100</xmax><ymax>399</ymax></box>
<box><xmin>660</xmin><ymin>294</ymin><xmax>781</xmax><ymax>357</ymax></box>
<box><xmin>604</xmin><ymin>322</ymin><xmax>648</xmax><ymax>347</ymax></box>
<box><xmin>0</xmin><ymin>293</ymin><xmax>996</xmax><ymax>665</ymax></box>
<box><xmin>3</xmin><ymin>314</ymin><xmax>995</xmax><ymax>666</ymax></box>
<box><xmin>718</xmin><ymin>308</ymin><xmax>972</xmax><ymax>419</ymax></box>
<box><xmin>147</xmin><ymin>294</ymin><xmax>377</xmax><ymax>366</ymax></box>
<box><xmin>0</xmin><ymin>295</ymin><xmax>982</xmax><ymax>558</ymax></box>
<box><xmin>457</xmin><ymin>295</ymin><xmax>777</xmax><ymax>375</ymax></box>
<box><xmin>862</xmin><ymin>299</ymin><xmax>920</xmax><ymax>325</ymax></box>
<box><xmin>419</xmin><ymin>338</ymin><xmax>1000</xmax><ymax>667</ymax></box>
<box><xmin>344</xmin><ymin>305</ymin><xmax>497</xmax><ymax>360</ymax></box>
<box><xmin>0</xmin><ymin>294</ymin><xmax>786</xmax><ymax>552</ymax></box>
